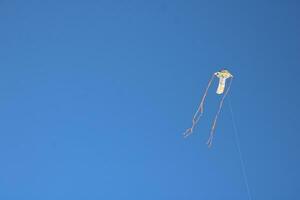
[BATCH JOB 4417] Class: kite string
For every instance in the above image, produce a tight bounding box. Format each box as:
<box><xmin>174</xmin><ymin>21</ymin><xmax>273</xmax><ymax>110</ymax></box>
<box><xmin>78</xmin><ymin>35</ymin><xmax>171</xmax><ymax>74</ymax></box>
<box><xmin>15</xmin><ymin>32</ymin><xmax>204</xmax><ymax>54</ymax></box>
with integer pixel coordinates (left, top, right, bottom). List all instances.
<box><xmin>207</xmin><ymin>77</ymin><xmax>233</xmax><ymax>147</ymax></box>
<box><xmin>183</xmin><ymin>73</ymin><xmax>215</xmax><ymax>137</ymax></box>
<box><xmin>228</xmin><ymin>96</ymin><xmax>253</xmax><ymax>200</ymax></box>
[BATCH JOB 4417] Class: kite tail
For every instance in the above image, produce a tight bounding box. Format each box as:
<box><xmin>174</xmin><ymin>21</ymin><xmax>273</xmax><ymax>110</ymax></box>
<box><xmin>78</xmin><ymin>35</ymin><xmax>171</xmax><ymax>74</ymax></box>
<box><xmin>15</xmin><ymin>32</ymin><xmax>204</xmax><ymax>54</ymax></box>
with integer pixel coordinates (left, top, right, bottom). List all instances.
<box><xmin>183</xmin><ymin>73</ymin><xmax>215</xmax><ymax>138</ymax></box>
<box><xmin>207</xmin><ymin>77</ymin><xmax>233</xmax><ymax>147</ymax></box>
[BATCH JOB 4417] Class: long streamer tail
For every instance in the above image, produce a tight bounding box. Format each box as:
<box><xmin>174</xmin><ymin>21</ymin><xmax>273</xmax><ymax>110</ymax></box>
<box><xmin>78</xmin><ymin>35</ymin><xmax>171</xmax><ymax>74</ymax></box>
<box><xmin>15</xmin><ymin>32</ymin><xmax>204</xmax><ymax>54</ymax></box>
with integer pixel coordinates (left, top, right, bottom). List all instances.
<box><xmin>207</xmin><ymin>77</ymin><xmax>233</xmax><ymax>147</ymax></box>
<box><xmin>183</xmin><ymin>73</ymin><xmax>215</xmax><ymax>138</ymax></box>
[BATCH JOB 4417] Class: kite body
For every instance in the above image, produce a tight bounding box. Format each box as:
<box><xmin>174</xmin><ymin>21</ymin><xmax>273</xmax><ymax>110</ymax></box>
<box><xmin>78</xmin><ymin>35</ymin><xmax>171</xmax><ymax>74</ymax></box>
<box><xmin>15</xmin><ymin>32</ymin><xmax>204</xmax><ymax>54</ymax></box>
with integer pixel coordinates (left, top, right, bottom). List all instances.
<box><xmin>183</xmin><ymin>69</ymin><xmax>233</xmax><ymax>147</ymax></box>
<box><xmin>215</xmin><ymin>70</ymin><xmax>233</xmax><ymax>94</ymax></box>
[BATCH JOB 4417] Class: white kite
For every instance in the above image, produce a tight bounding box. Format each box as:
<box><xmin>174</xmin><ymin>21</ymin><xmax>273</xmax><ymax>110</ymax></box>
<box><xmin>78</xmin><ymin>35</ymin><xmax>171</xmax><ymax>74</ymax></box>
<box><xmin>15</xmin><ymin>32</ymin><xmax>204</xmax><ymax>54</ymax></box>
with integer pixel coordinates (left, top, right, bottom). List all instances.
<box><xmin>183</xmin><ymin>69</ymin><xmax>233</xmax><ymax>147</ymax></box>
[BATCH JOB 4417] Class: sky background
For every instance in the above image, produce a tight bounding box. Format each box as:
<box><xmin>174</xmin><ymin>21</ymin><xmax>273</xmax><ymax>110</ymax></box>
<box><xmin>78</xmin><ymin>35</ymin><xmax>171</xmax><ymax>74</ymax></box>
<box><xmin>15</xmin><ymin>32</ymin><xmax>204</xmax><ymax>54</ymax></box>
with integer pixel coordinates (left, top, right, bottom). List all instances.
<box><xmin>0</xmin><ymin>0</ymin><xmax>299</xmax><ymax>199</ymax></box>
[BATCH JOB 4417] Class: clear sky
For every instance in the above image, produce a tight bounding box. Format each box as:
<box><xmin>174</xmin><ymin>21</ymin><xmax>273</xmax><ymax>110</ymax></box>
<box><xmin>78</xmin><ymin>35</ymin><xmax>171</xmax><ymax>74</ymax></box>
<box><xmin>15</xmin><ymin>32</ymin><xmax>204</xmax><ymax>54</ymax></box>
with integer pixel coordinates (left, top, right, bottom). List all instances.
<box><xmin>0</xmin><ymin>0</ymin><xmax>299</xmax><ymax>199</ymax></box>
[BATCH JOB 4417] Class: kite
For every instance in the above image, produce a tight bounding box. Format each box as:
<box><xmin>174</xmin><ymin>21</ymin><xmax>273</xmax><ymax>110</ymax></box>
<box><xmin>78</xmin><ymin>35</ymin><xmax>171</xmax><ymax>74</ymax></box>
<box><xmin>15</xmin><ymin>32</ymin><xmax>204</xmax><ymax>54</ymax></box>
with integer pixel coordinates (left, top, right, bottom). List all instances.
<box><xmin>183</xmin><ymin>69</ymin><xmax>233</xmax><ymax>147</ymax></box>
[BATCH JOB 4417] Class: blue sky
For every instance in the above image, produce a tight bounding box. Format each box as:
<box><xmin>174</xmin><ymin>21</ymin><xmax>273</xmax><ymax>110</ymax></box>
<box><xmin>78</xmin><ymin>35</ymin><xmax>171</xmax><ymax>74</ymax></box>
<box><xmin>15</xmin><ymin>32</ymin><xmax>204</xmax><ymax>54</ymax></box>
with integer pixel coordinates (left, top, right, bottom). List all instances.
<box><xmin>0</xmin><ymin>0</ymin><xmax>299</xmax><ymax>199</ymax></box>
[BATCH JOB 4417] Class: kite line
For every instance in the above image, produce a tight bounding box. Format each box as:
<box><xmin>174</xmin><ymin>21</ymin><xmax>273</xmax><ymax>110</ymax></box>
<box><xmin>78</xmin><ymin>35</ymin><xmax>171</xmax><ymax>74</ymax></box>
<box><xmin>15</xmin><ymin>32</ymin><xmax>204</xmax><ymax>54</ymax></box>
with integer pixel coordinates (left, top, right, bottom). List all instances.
<box><xmin>228</xmin><ymin>96</ymin><xmax>253</xmax><ymax>200</ymax></box>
